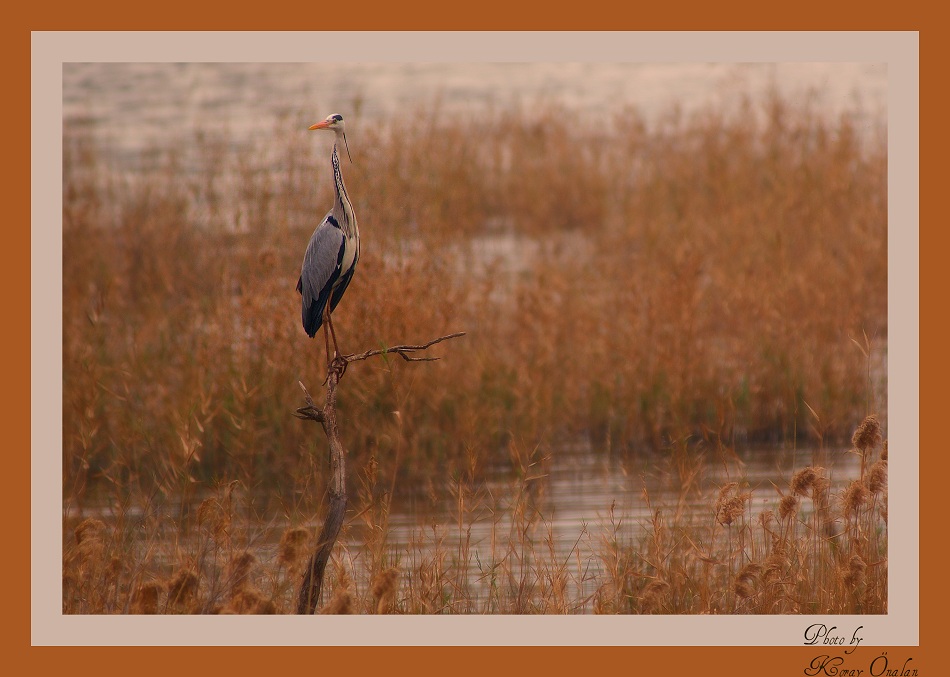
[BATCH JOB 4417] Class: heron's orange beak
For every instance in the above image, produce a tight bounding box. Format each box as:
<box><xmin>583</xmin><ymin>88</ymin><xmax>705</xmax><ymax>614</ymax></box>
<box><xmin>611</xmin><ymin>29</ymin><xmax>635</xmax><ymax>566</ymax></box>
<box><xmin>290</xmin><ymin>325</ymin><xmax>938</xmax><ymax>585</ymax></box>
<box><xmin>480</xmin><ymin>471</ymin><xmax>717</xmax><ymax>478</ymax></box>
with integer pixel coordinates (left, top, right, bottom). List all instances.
<box><xmin>309</xmin><ymin>121</ymin><xmax>330</xmax><ymax>131</ymax></box>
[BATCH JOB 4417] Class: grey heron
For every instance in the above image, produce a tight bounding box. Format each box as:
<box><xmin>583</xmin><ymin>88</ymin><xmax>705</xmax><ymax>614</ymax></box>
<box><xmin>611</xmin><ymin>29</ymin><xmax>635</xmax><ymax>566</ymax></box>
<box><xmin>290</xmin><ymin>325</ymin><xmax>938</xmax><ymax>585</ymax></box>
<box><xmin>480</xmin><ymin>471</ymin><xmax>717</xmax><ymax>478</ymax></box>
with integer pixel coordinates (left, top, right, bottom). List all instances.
<box><xmin>296</xmin><ymin>113</ymin><xmax>359</xmax><ymax>365</ymax></box>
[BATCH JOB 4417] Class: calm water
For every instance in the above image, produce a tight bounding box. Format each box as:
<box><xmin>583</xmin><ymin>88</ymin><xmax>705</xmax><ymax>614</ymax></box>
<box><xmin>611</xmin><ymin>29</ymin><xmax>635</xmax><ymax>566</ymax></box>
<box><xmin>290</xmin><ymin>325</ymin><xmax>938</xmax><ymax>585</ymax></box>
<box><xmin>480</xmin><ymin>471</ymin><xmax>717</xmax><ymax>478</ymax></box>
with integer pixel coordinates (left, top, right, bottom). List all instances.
<box><xmin>64</xmin><ymin>441</ymin><xmax>864</xmax><ymax>610</ymax></box>
<box><xmin>287</xmin><ymin>444</ymin><xmax>863</xmax><ymax>605</ymax></box>
<box><xmin>377</xmin><ymin>443</ymin><xmax>862</xmax><ymax>551</ymax></box>
<box><xmin>63</xmin><ymin>62</ymin><xmax>887</xmax><ymax>168</ymax></box>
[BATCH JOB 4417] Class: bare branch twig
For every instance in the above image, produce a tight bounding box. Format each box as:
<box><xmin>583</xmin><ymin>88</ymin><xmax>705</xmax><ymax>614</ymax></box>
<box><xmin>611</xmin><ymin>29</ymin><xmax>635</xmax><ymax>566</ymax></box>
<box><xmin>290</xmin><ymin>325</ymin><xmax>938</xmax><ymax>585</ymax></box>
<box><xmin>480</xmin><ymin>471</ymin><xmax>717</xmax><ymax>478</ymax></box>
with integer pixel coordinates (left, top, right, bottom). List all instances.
<box><xmin>342</xmin><ymin>331</ymin><xmax>467</xmax><ymax>364</ymax></box>
<box><xmin>293</xmin><ymin>381</ymin><xmax>324</xmax><ymax>422</ymax></box>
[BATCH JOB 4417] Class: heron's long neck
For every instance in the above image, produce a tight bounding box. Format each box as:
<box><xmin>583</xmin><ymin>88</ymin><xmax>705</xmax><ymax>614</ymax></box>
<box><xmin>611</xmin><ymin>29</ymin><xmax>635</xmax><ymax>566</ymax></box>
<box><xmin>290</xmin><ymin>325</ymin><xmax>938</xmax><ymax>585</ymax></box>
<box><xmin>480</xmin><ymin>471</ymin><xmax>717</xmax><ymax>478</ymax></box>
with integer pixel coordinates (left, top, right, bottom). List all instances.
<box><xmin>331</xmin><ymin>143</ymin><xmax>358</xmax><ymax>240</ymax></box>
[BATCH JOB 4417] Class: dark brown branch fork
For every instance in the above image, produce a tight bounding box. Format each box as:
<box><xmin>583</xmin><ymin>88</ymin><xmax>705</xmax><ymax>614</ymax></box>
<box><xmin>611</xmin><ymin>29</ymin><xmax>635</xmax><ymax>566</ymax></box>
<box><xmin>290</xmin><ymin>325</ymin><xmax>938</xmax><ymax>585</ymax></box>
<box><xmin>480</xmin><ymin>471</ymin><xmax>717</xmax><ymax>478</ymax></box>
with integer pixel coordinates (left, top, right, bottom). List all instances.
<box><xmin>292</xmin><ymin>331</ymin><xmax>465</xmax><ymax>614</ymax></box>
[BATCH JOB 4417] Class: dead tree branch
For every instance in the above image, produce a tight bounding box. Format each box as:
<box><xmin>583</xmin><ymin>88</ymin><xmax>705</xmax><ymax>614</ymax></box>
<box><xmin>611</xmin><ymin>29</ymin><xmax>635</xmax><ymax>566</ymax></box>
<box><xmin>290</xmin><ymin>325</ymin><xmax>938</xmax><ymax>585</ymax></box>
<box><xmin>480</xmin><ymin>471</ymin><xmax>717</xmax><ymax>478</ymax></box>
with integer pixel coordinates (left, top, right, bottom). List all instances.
<box><xmin>294</xmin><ymin>331</ymin><xmax>465</xmax><ymax>614</ymax></box>
<box><xmin>343</xmin><ymin>331</ymin><xmax>467</xmax><ymax>363</ymax></box>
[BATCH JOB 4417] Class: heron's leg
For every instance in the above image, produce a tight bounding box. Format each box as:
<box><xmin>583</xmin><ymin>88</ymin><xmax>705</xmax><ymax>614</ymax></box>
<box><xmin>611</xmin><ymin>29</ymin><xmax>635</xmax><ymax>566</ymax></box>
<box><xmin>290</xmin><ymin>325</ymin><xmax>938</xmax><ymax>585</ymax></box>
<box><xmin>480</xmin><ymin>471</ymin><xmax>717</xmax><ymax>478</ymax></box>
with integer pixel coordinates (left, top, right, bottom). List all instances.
<box><xmin>322</xmin><ymin>307</ymin><xmax>332</xmax><ymax>367</ymax></box>
<box><xmin>324</xmin><ymin>310</ymin><xmax>348</xmax><ymax>380</ymax></box>
<box><xmin>326</xmin><ymin>311</ymin><xmax>341</xmax><ymax>358</ymax></box>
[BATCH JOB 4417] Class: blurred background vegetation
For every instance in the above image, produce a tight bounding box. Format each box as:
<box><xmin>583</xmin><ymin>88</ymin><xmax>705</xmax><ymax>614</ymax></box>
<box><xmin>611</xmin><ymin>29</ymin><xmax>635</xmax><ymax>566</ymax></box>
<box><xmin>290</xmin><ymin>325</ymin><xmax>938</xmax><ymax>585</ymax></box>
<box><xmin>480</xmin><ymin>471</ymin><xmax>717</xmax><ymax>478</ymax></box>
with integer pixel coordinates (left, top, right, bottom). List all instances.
<box><xmin>63</xmin><ymin>91</ymin><xmax>887</xmax><ymax>515</ymax></box>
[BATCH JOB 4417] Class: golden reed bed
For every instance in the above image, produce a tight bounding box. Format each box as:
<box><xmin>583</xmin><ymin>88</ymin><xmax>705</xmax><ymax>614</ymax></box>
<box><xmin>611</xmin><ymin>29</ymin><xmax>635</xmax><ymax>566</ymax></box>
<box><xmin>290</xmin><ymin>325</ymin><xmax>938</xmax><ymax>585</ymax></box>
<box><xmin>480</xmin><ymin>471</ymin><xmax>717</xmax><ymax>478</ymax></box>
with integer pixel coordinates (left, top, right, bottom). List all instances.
<box><xmin>63</xmin><ymin>94</ymin><xmax>887</xmax><ymax>614</ymax></box>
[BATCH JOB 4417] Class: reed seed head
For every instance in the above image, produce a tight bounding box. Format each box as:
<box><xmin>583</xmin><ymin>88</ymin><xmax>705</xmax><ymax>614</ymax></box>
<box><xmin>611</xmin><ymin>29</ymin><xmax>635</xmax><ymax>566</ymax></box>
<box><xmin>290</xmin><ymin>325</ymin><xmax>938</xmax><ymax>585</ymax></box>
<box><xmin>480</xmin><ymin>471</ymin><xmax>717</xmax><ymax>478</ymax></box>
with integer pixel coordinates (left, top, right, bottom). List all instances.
<box><xmin>226</xmin><ymin>587</ymin><xmax>275</xmax><ymax>614</ymax></box>
<box><xmin>107</xmin><ymin>555</ymin><xmax>124</xmax><ymax>582</ymax></box>
<box><xmin>640</xmin><ymin>578</ymin><xmax>670</xmax><ymax>613</ymax></box>
<box><xmin>131</xmin><ymin>581</ymin><xmax>163</xmax><ymax>614</ymax></box>
<box><xmin>715</xmin><ymin>482</ymin><xmax>738</xmax><ymax>508</ymax></box>
<box><xmin>866</xmin><ymin>460</ymin><xmax>887</xmax><ymax>495</ymax></box>
<box><xmin>196</xmin><ymin>497</ymin><xmax>218</xmax><ymax>526</ymax></box>
<box><xmin>735</xmin><ymin>563</ymin><xmax>762</xmax><ymax>599</ymax></box>
<box><xmin>791</xmin><ymin>466</ymin><xmax>823</xmax><ymax>497</ymax></box>
<box><xmin>196</xmin><ymin>497</ymin><xmax>231</xmax><ymax>544</ymax></box>
<box><xmin>764</xmin><ymin>541</ymin><xmax>789</xmax><ymax>584</ymax></box>
<box><xmin>843</xmin><ymin>554</ymin><xmax>867</xmax><ymax>588</ymax></box>
<box><xmin>322</xmin><ymin>588</ymin><xmax>352</xmax><ymax>615</ymax></box>
<box><xmin>167</xmin><ymin>569</ymin><xmax>199</xmax><ymax>607</ymax></box>
<box><xmin>73</xmin><ymin>518</ymin><xmax>107</xmax><ymax>565</ymax></box>
<box><xmin>74</xmin><ymin>518</ymin><xmax>106</xmax><ymax>545</ymax></box>
<box><xmin>372</xmin><ymin>567</ymin><xmax>400</xmax><ymax>614</ymax></box>
<box><xmin>813</xmin><ymin>476</ymin><xmax>832</xmax><ymax>513</ymax></box>
<box><xmin>226</xmin><ymin>551</ymin><xmax>256</xmax><ymax>594</ymax></box>
<box><xmin>851</xmin><ymin>414</ymin><xmax>882</xmax><ymax>452</ymax></box>
<box><xmin>778</xmin><ymin>494</ymin><xmax>799</xmax><ymax>520</ymax></box>
<box><xmin>715</xmin><ymin>483</ymin><xmax>750</xmax><ymax>526</ymax></box>
<box><xmin>278</xmin><ymin>527</ymin><xmax>310</xmax><ymax>567</ymax></box>
<box><xmin>842</xmin><ymin>480</ymin><xmax>869</xmax><ymax>519</ymax></box>
<box><xmin>372</xmin><ymin>567</ymin><xmax>399</xmax><ymax>599</ymax></box>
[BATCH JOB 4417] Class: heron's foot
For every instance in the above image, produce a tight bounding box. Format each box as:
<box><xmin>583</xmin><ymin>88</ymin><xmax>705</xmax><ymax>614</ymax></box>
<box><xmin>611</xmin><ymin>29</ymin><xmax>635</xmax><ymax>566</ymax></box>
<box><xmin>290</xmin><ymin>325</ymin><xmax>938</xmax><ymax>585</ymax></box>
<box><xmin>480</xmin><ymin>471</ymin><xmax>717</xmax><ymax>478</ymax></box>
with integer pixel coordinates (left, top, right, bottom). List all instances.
<box><xmin>328</xmin><ymin>353</ymin><xmax>349</xmax><ymax>381</ymax></box>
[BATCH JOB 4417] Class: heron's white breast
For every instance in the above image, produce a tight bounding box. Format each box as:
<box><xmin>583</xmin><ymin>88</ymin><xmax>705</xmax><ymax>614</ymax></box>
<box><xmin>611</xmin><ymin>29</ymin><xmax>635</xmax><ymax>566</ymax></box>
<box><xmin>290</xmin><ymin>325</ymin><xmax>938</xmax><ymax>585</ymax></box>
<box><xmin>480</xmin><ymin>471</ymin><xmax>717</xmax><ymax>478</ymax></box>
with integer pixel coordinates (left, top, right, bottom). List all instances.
<box><xmin>340</xmin><ymin>233</ymin><xmax>359</xmax><ymax>274</ymax></box>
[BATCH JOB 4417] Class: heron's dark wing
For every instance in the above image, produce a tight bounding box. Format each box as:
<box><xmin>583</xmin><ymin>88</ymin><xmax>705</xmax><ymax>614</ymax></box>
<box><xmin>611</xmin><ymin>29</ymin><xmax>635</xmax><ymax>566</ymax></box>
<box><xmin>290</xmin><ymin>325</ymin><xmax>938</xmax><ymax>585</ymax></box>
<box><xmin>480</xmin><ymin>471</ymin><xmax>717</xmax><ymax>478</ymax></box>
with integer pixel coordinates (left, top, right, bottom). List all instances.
<box><xmin>328</xmin><ymin>266</ymin><xmax>356</xmax><ymax>314</ymax></box>
<box><xmin>298</xmin><ymin>215</ymin><xmax>346</xmax><ymax>337</ymax></box>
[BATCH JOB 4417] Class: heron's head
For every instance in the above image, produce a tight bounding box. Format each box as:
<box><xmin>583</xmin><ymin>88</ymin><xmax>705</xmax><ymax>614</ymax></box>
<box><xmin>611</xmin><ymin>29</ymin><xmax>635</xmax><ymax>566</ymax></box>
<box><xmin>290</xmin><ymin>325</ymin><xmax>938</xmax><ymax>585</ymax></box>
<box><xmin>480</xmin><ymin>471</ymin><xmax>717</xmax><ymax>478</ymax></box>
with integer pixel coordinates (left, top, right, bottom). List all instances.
<box><xmin>309</xmin><ymin>113</ymin><xmax>344</xmax><ymax>133</ymax></box>
<box><xmin>309</xmin><ymin>114</ymin><xmax>351</xmax><ymax>162</ymax></box>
